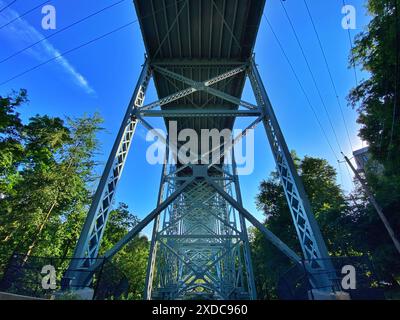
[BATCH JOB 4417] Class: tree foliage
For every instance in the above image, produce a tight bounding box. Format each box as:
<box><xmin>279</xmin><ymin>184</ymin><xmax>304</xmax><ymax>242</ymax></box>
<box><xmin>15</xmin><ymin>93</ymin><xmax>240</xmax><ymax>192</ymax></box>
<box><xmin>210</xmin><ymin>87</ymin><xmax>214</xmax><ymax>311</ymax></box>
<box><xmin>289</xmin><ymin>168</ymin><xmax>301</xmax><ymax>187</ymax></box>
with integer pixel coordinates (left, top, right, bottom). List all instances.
<box><xmin>100</xmin><ymin>203</ymin><xmax>149</xmax><ymax>300</ymax></box>
<box><xmin>0</xmin><ymin>90</ymin><xmax>149</xmax><ymax>299</ymax></box>
<box><xmin>349</xmin><ymin>0</ymin><xmax>400</xmax><ymax>171</ymax></box>
<box><xmin>252</xmin><ymin>0</ymin><xmax>400</xmax><ymax>298</ymax></box>
<box><xmin>346</xmin><ymin>0</ymin><xmax>400</xmax><ymax>293</ymax></box>
<box><xmin>251</xmin><ymin>155</ymin><xmax>359</xmax><ymax>299</ymax></box>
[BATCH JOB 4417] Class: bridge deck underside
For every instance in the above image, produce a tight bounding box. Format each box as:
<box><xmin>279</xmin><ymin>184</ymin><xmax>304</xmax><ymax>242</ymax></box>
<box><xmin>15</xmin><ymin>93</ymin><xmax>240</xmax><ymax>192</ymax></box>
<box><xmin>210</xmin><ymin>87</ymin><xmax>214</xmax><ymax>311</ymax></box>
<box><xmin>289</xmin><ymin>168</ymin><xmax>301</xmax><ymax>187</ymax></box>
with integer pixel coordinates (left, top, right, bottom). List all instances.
<box><xmin>134</xmin><ymin>0</ymin><xmax>265</xmax><ymax>133</ymax></box>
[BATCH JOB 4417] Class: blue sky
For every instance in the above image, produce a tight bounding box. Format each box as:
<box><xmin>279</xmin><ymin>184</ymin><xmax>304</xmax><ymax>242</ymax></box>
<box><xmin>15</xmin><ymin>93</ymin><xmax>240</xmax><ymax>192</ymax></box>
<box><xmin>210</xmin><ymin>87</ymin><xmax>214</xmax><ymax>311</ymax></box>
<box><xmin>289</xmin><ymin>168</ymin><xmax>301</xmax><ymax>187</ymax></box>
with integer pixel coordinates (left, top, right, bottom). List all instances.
<box><xmin>0</xmin><ymin>0</ymin><xmax>371</xmax><ymax>236</ymax></box>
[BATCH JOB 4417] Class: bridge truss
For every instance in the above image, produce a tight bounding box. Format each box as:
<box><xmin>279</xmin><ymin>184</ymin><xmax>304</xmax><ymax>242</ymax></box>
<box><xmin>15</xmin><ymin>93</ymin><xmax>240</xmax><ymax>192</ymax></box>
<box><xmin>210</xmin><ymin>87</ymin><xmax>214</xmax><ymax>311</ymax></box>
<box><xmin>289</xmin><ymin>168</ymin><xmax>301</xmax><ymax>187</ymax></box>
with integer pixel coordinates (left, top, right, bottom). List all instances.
<box><xmin>64</xmin><ymin>0</ymin><xmax>336</xmax><ymax>299</ymax></box>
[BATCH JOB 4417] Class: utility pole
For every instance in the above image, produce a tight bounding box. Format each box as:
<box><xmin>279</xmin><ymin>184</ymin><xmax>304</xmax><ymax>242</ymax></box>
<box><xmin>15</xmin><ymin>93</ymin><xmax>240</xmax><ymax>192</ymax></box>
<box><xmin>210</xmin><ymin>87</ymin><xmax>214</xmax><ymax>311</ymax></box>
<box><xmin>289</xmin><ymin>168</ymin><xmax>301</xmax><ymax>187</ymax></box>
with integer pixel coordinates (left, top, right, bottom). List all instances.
<box><xmin>343</xmin><ymin>153</ymin><xmax>400</xmax><ymax>256</ymax></box>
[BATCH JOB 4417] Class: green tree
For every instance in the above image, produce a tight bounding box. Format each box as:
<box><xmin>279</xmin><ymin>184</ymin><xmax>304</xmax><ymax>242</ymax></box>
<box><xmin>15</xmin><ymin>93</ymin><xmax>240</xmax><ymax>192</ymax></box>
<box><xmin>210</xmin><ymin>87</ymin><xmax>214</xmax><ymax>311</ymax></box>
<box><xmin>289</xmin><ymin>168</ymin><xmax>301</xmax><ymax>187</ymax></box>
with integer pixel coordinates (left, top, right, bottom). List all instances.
<box><xmin>0</xmin><ymin>89</ymin><xmax>28</xmax><ymax>196</ymax></box>
<box><xmin>251</xmin><ymin>155</ymin><xmax>357</xmax><ymax>299</ymax></box>
<box><xmin>22</xmin><ymin>114</ymin><xmax>104</xmax><ymax>259</ymax></box>
<box><xmin>350</xmin><ymin>0</ymin><xmax>400</xmax><ymax>170</ymax></box>
<box><xmin>0</xmin><ymin>90</ymin><xmax>150</xmax><ymax>299</ymax></box>
<box><xmin>0</xmin><ymin>90</ymin><xmax>104</xmax><ymax>272</ymax></box>
<box><xmin>348</xmin><ymin>0</ymin><xmax>400</xmax><ymax>292</ymax></box>
<box><xmin>100</xmin><ymin>203</ymin><xmax>149</xmax><ymax>300</ymax></box>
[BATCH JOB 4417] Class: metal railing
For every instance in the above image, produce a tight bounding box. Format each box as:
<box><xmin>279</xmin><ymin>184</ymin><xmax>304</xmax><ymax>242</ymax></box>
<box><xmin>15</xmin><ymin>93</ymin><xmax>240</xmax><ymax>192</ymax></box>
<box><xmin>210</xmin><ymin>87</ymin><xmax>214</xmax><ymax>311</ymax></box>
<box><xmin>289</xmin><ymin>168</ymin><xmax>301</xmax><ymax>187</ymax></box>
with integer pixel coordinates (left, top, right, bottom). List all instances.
<box><xmin>277</xmin><ymin>256</ymin><xmax>386</xmax><ymax>300</ymax></box>
<box><xmin>0</xmin><ymin>253</ymin><xmax>129</xmax><ymax>300</ymax></box>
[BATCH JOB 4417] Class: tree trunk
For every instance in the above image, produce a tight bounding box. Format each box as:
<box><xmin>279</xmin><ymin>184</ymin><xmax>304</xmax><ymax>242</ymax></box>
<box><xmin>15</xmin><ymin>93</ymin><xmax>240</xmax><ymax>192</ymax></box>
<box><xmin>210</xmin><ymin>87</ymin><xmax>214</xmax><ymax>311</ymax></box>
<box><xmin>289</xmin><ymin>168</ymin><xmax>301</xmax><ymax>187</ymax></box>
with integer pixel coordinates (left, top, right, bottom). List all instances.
<box><xmin>22</xmin><ymin>159</ymin><xmax>75</xmax><ymax>262</ymax></box>
<box><xmin>22</xmin><ymin>201</ymin><xmax>57</xmax><ymax>263</ymax></box>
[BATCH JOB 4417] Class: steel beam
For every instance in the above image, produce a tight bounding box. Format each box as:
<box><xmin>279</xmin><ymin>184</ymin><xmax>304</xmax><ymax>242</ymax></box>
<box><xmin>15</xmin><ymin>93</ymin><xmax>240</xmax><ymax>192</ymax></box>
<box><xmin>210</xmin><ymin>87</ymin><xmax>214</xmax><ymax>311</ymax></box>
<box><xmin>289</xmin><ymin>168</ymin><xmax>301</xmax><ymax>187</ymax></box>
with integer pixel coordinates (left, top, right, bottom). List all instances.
<box><xmin>140</xmin><ymin>88</ymin><xmax>197</xmax><ymax>110</ymax></box>
<box><xmin>207</xmin><ymin>177</ymin><xmax>302</xmax><ymax>265</ymax></box>
<box><xmin>144</xmin><ymin>159</ymin><xmax>168</xmax><ymax>300</ymax></box>
<box><xmin>150</xmin><ymin>58</ymin><xmax>246</xmax><ymax>67</ymax></box>
<box><xmin>247</xmin><ymin>58</ymin><xmax>334</xmax><ymax>289</ymax></box>
<box><xmin>151</xmin><ymin>65</ymin><xmax>258</xmax><ymax>110</ymax></box>
<box><xmin>103</xmin><ymin>178</ymin><xmax>194</xmax><ymax>261</ymax></box>
<box><xmin>142</xmin><ymin>65</ymin><xmax>248</xmax><ymax>111</ymax></box>
<box><xmin>138</xmin><ymin>109</ymin><xmax>261</xmax><ymax>118</ymax></box>
<box><xmin>231</xmin><ymin>151</ymin><xmax>257</xmax><ymax>300</ymax></box>
<box><xmin>84</xmin><ymin>177</ymin><xmax>195</xmax><ymax>278</ymax></box>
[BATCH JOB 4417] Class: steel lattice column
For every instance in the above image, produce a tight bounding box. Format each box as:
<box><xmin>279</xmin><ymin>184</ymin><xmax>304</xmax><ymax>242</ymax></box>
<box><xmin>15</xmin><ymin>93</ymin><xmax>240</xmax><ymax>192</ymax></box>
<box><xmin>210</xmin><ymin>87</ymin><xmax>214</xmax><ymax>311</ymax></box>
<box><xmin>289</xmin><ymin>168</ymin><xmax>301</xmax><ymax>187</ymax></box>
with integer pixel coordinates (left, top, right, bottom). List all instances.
<box><xmin>247</xmin><ymin>58</ymin><xmax>334</xmax><ymax>289</ymax></box>
<box><xmin>146</xmin><ymin>162</ymin><xmax>256</xmax><ymax>300</ymax></box>
<box><xmin>65</xmin><ymin>61</ymin><xmax>152</xmax><ymax>287</ymax></box>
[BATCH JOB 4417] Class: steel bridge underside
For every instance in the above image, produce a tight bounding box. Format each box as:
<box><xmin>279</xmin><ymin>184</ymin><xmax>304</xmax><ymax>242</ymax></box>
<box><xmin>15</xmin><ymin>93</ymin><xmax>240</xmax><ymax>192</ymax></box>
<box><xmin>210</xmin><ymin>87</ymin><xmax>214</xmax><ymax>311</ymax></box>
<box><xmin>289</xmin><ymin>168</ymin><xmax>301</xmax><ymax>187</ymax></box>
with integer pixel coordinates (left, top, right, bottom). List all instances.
<box><xmin>66</xmin><ymin>0</ymin><xmax>335</xmax><ymax>301</ymax></box>
<box><xmin>134</xmin><ymin>0</ymin><xmax>264</xmax><ymax>132</ymax></box>
<box><xmin>134</xmin><ymin>0</ymin><xmax>265</xmax><ymax>299</ymax></box>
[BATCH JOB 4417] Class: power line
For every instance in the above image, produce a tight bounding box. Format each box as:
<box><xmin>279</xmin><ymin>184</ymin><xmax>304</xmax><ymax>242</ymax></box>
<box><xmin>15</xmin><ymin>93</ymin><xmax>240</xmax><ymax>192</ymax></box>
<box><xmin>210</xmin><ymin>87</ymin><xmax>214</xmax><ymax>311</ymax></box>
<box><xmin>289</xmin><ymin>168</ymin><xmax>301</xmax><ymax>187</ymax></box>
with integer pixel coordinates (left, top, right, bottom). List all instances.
<box><xmin>0</xmin><ymin>0</ymin><xmax>50</xmax><ymax>31</ymax></box>
<box><xmin>278</xmin><ymin>0</ymin><xmax>356</xmax><ymax>190</ymax></box>
<box><xmin>0</xmin><ymin>0</ymin><xmax>17</xmax><ymax>13</ymax></box>
<box><xmin>264</xmin><ymin>8</ymin><xmax>355</xmax><ymax>191</ymax></box>
<box><xmin>0</xmin><ymin>0</ymin><xmax>187</xmax><ymax>87</ymax></box>
<box><xmin>303</xmin><ymin>0</ymin><xmax>354</xmax><ymax>152</ymax></box>
<box><xmin>279</xmin><ymin>0</ymin><xmax>344</xmax><ymax>155</ymax></box>
<box><xmin>0</xmin><ymin>20</ymin><xmax>137</xmax><ymax>86</ymax></box>
<box><xmin>340</xmin><ymin>0</ymin><xmax>361</xmax><ymax>189</ymax></box>
<box><xmin>0</xmin><ymin>0</ymin><xmax>127</xmax><ymax>64</ymax></box>
<box><xmin>262</xmin><ymin>13</ymin><xmax>339</xmax><ymax>162</ymax></box>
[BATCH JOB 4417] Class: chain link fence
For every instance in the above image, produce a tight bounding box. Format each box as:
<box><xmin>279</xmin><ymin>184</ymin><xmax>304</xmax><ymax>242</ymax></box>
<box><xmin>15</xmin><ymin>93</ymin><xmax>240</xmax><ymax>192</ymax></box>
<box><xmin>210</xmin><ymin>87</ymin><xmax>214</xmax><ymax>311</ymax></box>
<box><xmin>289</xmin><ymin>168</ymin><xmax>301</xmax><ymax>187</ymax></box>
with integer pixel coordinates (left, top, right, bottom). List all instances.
<box><xmin>0</xmin><ymin>253</ymin><xmax>129</xmax><ymax>300</ymax></box>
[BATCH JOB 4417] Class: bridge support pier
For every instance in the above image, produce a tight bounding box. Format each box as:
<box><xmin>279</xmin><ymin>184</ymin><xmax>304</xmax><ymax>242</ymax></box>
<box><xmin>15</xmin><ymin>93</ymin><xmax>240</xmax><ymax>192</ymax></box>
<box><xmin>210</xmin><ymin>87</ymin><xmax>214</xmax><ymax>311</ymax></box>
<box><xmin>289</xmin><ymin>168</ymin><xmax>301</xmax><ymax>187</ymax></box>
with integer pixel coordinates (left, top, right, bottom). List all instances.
<box><xmin>64</xmin><ymin>58</ymin><xmax>336</xmax><ymax>299</ymax></box>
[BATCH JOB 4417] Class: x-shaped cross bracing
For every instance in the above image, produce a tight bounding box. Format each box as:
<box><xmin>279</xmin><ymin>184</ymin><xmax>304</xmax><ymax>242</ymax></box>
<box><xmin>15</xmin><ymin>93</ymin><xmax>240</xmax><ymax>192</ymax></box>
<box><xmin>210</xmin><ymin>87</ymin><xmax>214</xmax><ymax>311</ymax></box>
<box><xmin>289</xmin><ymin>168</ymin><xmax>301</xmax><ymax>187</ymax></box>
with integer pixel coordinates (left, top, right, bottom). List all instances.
<box><xmin>140</xmin><ymin>64</ymin><xmax>258</xmax><ymax>111</ymax></box>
